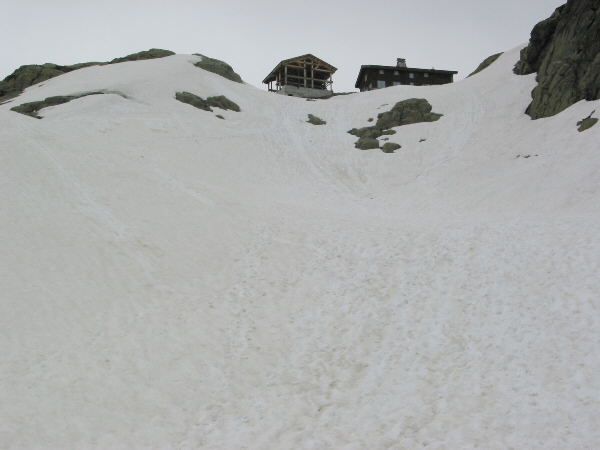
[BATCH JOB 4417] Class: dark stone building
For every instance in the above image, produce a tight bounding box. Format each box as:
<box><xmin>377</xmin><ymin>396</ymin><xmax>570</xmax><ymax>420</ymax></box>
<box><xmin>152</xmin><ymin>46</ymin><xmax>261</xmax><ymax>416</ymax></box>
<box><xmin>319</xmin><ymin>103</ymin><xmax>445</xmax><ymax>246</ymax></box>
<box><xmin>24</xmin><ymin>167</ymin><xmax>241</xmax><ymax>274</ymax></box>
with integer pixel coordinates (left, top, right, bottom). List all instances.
<box><xmin>355</xmin><ymin>58</ymin><xmax>458</xmax><ymax>91</ymax></box>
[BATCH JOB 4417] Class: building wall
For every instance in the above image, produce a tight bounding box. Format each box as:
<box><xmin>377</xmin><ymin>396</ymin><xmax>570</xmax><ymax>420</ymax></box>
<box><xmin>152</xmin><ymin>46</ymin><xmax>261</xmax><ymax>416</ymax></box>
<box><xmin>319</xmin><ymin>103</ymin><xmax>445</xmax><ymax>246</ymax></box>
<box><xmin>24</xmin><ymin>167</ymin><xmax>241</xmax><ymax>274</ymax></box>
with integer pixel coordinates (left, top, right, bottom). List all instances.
<box><xmin>277</xmin><ymin>85</ymin><xmax>333</xmax><ymax>99</ymax></box>
<box><xmin>359</xmin><ymin>69</ymin><xmax>454</xmax><ymax>91</ymax></box>
<box><xmin>283</xmin><ymin>65</ymin><xmax>329</xmax><ymax>90</ymax></box>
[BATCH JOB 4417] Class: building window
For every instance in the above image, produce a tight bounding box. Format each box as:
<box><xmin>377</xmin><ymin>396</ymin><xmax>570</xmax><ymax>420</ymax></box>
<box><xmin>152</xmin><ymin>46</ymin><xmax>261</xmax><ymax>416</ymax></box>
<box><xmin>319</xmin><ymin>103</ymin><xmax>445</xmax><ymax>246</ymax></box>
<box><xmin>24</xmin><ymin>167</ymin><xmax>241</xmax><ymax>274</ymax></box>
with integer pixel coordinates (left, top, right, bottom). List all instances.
<box><xmin>424</xmin><ymin>73</ymin><xmax>429</xmax><ymax>78</ymax></box>
<box><xmin>393</xmin><ymin>81</ymin><xmax>401</xmax><ymax>86</ymax></box>
<box><xmin>410</xmin><ymin>82</ymin><xmax>415</xmax><ymax>85</ymax></box>
<box><xmin>379</xmin><ymin>69</ymin><xmax>384</xmax><ymax>75</ymax></box>
<box><xmin>377</xmin><ymin>80</ymin><xmax>386</xmax><ymax>89</ymax></box>
<box><xmin>409</xmin><ymin>73</ymin><xmax>415</xmax><ymax>79</ymax></box>
<box><xmin>394</xmin><ymin>70</ymin><xmax>399</xmax><ymax>75</ymax></box>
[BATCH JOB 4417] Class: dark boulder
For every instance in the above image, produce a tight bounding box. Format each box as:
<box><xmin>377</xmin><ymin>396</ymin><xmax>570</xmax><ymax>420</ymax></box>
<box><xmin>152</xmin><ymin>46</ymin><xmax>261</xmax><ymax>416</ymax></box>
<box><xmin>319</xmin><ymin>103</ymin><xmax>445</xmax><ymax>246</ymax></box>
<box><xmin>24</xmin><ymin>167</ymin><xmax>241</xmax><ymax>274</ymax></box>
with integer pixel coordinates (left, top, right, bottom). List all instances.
<box><xmin>577</xmin><ymin>117</ymin><xmax>598</xmax><ymax>131</ymax></box>
<box><xmin>307</xmin><ymin>114</ymin><xmax>326</xmax><ymax>125</ymax></box>
<box><xmin>348</xmin><ymin>127</ymin><xmax>381</xmax><ymax>139</ymax></box>
<box><xmin>375</xmin><ymin>98</ymin><xmax>442</xmax><ymax>130</ymax></box>
<box><xmin>514</xmin><ymin>0</ymin><xmax>600</xmax><ymax>119</ymax></box>
<box><xmin>355</xmin><ymin>137</ymin><xmax>380</xmax><ymax>150</ymax></box>
<box><xmin>348</xmin><ymin>98</ymin><xmax>442</xmax><ymax>150</ymax></box>
<box><xmin>577</xmin><ymin>111</ymin><xmax>598</xmax><ymax>132</ymax></box>
<box><xmin>381</xmin><ymin>142</ymin><xmax>401</xmax><ymax>153</ymax></box>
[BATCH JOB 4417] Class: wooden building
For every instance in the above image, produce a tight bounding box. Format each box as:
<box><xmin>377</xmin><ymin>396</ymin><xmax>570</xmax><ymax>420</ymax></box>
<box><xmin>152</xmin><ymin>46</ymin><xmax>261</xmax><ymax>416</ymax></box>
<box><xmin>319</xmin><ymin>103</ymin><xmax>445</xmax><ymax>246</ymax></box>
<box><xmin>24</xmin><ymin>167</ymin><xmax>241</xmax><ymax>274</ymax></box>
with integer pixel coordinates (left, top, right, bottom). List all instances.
<box><xmin>263</xmin><ymin>54</ymin><xmax>337</xmax><ymax>98</ymax></box>
<box><xmin>355</xmin><ymin>58</ymin><xmax>457</xmax><ymax>91</ymax></box>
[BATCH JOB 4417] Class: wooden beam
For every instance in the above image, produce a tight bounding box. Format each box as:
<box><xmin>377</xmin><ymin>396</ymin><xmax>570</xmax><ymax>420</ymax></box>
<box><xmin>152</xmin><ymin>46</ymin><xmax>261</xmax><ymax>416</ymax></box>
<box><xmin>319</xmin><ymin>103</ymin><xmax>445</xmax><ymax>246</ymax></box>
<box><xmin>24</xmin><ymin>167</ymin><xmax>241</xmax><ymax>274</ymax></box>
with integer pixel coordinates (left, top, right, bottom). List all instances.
<box><xmin>282</xmin><ymin>63</ymin><xmax>332</xmax><ymax>74</ymax></box>
<box><xmin>284</xmin><ymin>75</ymin><xmax>329</xmax><ymax>82</ymax></box>
<box><xmin>303</xmin><ymin>65</ymin><xmax>307</xmax><ymax>88</ymax></box>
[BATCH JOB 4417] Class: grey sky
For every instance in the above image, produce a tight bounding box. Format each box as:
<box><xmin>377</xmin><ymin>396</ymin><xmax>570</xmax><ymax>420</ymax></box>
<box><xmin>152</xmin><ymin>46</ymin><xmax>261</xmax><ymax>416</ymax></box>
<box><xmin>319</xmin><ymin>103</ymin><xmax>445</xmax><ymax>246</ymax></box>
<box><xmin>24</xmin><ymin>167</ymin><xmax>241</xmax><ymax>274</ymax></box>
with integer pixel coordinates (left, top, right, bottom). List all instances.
<box><xmin>2</xmin><ymin>0</ymin><xmax>564</xmax><ymax>92</ymax></box>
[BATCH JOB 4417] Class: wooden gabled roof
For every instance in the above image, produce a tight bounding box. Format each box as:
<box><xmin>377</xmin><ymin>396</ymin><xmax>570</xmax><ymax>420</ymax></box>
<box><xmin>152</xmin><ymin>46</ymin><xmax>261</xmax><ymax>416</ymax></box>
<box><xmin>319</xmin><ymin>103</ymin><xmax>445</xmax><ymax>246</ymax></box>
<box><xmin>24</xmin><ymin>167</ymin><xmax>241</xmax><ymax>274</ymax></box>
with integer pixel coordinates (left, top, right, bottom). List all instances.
<box><xmin>262</xmin><ymin>54</ymin><xmax>337</xmax><ymax>84</ymax></box>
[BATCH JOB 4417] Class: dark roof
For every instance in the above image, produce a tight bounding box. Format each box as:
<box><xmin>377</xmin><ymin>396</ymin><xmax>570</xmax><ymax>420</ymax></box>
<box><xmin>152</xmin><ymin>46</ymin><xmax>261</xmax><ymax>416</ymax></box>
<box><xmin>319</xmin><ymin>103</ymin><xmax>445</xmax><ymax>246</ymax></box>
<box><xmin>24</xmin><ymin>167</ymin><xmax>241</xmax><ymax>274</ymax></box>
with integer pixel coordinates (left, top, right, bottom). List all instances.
<box><xmin>355</xmin><ymin>65</ymin><xmax>458</xmax><ymax>88</ymax></box>
<box><xmin>263</xmin><ymin>54</ymin><xmax>337</xmax><ymax>84</ymax></box>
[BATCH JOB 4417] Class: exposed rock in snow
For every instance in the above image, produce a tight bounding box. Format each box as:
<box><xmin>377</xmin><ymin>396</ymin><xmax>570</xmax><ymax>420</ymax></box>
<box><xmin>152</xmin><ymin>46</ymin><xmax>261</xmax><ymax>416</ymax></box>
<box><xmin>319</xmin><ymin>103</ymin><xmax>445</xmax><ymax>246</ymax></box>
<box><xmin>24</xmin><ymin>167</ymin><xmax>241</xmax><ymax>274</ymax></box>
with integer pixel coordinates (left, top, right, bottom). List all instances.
<box><xmin>206</xmin><ymin>95</ymin><xmax>240</xmax><ymax>112</ymax></box>
<box><xmin>11</xmin><ymin>91</ymin><xmax>106</xmax><ymax>118</ymax></box>
<box><xmin>175</xmin><ymin>91</ymin><xmax>213</xmax><ymax>111</ymax></box>
<box><xmin>109</xmin><ymin>48</ymin><xmax>175</xmax><ymax>64</ymax></box>
<box><xmin>307</xmin><ymin>113</ymin><xmax>326</xmax><ymax>125</ymax></box>
<box><xmin>0</xmin><ymin>48</ymin><xmax>177</xmax><ymax>102</ymax></box>
<box><xmin>193</xmin><ymin>53</ymin><xmax>243</xmax><ymax>83</ymax></box>
<box><xmin>514</xmin><ymin>0</ymin><xmax>600</xmax><ymax>118</ymax></box>
<box><xmin>468</xmin><ymin>52</ymin><xmax>503</xmax><ymax>77</ymax></box>
<box><xmin>376</xmin><ymin>98</ymin><xmax>442</xmax><ymax>129</ymax></box>
<box><xmin>0</xmin><ymin>63</ymin><xmax>96</xmax><ymax>102</ymax></box>
<box><xmin>348</xmin><ymin>98</ymin><xmax>442</xmax><ymax>150</ymax></box>
<box><xmin>381</xmin><ymin>142</ymin><xmax>401</xmax><ymax>153</ymax></box>
<box><xmin>577</xmin><ymin>110</ymin><xmax>598</xmax><ymax>132</ymax></box>
<box><xmin>354</xmin><ymin>136</ymin><xmax>380</xmax><ymax>150</ymax></box>
<box><xmin>175</xmin><ymin>91</ymin><xmax>240</xmax><ymax>113</ymax></box>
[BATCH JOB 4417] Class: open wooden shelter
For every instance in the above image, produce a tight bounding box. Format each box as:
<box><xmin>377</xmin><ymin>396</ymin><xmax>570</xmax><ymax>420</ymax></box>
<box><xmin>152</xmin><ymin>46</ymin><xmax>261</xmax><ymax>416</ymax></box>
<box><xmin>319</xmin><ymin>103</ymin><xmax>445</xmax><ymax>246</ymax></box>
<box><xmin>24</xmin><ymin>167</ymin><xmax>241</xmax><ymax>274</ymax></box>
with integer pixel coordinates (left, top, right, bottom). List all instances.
<box><xmin>262</xmin><ymin>54</ymin><xmax>337</xmax><ymax>95</ymax></box>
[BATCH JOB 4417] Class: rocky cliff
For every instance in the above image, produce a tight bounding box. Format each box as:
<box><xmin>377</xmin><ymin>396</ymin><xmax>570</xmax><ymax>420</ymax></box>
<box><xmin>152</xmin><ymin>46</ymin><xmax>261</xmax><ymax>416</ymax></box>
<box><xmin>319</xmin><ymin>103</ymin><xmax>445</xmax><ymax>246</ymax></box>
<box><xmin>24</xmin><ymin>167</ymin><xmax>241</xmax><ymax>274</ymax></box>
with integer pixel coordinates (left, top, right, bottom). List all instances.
<box><xmin>514</xmin><ymin>0</ymin><xmax>600</xmax><ymax>119</ymax></box>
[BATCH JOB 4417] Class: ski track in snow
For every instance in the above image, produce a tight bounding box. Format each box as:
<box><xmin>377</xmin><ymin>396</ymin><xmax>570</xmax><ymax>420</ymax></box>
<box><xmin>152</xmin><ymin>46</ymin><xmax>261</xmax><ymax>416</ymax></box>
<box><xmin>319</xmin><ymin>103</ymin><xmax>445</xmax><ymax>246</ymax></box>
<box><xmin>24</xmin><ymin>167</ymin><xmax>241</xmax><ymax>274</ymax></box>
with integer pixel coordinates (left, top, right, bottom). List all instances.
<box><xmin>1</xmin><ymin>49</ymin><xmax>599</xmax><ymax>449</ymax></box>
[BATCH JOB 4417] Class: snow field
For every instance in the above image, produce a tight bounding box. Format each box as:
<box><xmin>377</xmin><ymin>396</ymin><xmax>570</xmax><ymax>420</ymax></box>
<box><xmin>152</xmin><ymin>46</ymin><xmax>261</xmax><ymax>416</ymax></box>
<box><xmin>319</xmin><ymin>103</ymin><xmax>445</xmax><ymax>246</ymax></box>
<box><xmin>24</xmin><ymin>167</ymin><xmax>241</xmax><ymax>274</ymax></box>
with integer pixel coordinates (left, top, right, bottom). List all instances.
<box><xmin>1</xmin><ymin>49</ymin><xmax>599</xmax><ymax>448</ymax></box>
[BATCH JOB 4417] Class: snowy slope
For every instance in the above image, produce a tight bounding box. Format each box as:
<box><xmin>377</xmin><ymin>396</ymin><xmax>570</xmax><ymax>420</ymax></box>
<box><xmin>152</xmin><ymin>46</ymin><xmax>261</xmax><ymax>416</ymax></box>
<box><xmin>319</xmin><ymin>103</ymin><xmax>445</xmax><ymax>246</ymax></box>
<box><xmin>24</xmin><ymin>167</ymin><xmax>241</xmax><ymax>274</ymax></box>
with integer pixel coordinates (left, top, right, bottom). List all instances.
<box><xmin>1</xmin><ymin>49</ymin><xmax>599</xmax><ymax>449</ymax></box>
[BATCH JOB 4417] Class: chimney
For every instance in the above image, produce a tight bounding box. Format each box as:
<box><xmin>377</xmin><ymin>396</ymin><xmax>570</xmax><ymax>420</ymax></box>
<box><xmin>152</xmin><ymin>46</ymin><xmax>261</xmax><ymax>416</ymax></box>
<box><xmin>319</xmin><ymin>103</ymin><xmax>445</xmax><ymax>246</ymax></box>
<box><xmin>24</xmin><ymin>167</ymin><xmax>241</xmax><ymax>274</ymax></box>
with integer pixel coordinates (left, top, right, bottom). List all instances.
<box><xmin>396</xmin><ymin>58</ymin><xmax>407</xmax><ymax>68</ymax></box>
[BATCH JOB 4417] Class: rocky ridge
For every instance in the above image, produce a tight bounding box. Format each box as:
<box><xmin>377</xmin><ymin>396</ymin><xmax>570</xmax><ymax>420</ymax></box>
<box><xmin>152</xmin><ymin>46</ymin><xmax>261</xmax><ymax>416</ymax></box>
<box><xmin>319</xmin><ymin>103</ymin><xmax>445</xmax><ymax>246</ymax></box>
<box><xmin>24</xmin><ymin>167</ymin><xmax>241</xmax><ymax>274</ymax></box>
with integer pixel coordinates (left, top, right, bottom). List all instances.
<box><xmin>514</xmin><ymin>0</ymin><xmax>600</xmax><ymax>119</ymax></box>
<box><xmin>1</xmin><ymin>49</ymin><xmax>175</xmax><ymax>102</ymax></box>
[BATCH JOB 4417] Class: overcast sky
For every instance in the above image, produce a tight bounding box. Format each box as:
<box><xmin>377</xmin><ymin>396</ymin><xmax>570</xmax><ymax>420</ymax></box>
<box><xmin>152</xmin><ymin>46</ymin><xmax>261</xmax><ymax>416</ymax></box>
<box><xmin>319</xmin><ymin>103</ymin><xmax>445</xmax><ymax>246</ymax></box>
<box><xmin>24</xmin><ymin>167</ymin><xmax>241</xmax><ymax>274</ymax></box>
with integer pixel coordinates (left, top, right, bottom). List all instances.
<box><xmin>2</xmin><ymin>0</ymin><xmax>565</xmax><ymax>92</ymax></box>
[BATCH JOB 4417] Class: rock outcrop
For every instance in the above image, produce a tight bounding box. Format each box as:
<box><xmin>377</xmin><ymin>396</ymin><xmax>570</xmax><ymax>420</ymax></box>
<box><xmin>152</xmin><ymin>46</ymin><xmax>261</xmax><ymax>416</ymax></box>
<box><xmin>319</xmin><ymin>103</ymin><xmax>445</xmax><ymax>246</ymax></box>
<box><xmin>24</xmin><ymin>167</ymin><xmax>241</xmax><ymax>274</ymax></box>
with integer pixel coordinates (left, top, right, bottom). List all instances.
<box><xmin>0</xmin><ymin>63</ymin><xmax>97</xmax><ymax>102</ymax></box>
<box><xmin>381</xmin><ymin>142</ymin><xmax>401</xmax><ymax>153</ymax></box>
<box><xmin>577</xmin><ymin>110</ymin><xmax>598</xmax><ymax>131</ymax></box>
<box><xmin>10</xmin><ymin>92</ymin><xmax>105</xmax><ymax>118</ymax></box>
<box><xmin>193</xmin><ymin>54</ymin><xmax>243</xmax><ymax>83</ymax></box>
<box><xmin>375</xmin><ymin>98</ymin><xmax>442</xmax><ymax>130</ymax></box>
<box><xmin>468</xmin><ymin>53</ymin><xmax>503</xmax><ymax>77</ymax></box>
<box><xmin>109</xmin><ymin>48</ymin><xmax>174</xmax><ymax>64</ymax></box>
<box><xmin>0</xmin><ymin>49</ymin><xmax>175</xmax><ymax>102</ymax></box>
<box><xmin>307</xmin><ymin>114</ymin><xmax>326</xmax><ymax>125</ymax></box>
<box><xmin>348</xmin><ymin>98</ymin><xmax>442</xmax><ymax>151</ymax></box>
<box><xmin>514</xmin><ymin>0</ymin><xmax>600</xmax><ymax>119</ymax></box>
<box><xmin>175</xmin><ymin>92</ymin><xmax>240</xmax><ymax>114</ymax></box>
<box><xmin>355</xmin><ymin>137</ymin><xmax>380</xmax><ymax>150</ymax></box>
<box><xmin>348</xmin><ymin>98</ymin><xmax>442</xmax><ymax>148</ymax></box>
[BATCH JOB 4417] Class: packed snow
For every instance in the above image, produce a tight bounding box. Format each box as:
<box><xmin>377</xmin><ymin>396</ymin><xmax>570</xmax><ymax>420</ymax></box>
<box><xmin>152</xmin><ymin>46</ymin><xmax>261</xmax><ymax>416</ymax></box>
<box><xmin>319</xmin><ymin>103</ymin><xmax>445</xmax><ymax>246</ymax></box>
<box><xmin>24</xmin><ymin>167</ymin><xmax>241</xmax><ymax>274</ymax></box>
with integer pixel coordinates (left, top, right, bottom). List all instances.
<box><xmin>1</xmin><ymin>48</ymin><xmax>599</xmax><ymax>449</ymax></box>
